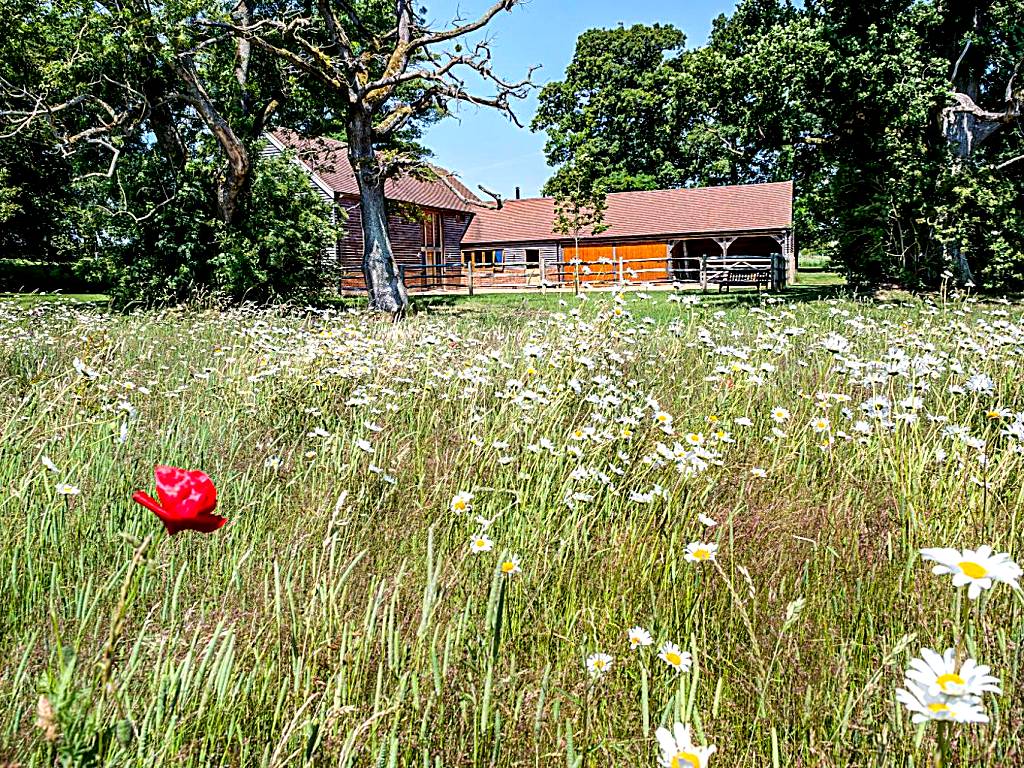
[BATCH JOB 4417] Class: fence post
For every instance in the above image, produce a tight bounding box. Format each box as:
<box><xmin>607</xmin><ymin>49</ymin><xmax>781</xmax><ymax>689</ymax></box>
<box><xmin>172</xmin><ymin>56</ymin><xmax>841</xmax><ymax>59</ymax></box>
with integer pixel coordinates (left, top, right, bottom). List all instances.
<box><xmin>540</xmin><ymin>253</ymin><xmax>547</xmax><ymax>292</ymax></box>
<box><xmin>616</xmin><ymin>246</ymin><xmax>623</xmax><ymax>285</ymax></box>
<box><xmin>468</xmin><ymin>256</ymin><xmax>475</xmax><ymax>296</ymax></box>
<box><xmin>700</xmin><ymin>255</ymin><xmax>708</xmax><ymax>293</ymax></box>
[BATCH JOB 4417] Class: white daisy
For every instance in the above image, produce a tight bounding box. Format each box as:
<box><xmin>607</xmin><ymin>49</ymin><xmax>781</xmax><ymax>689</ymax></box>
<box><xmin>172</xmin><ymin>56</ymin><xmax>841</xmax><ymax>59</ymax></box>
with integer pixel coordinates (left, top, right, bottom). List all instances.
<box><xmin>658</xmin><ymin>641</ymin><xmax>692</xmax><ymax>672</ymax></box>
<box><xmin>469</xmin><ymin>534</ymin><xmax>493</xmax><ymax>553</ymax></box>
<box><xmin>895</xmin><ymin>681</ymin><xmax>989</xmax><ymax>723</ymax></box>
<box><xmin>585</xmin><ymin>652</ymin><xmax>613</xmax><ymax>677</ymax></box>
<box><xmin>684</xmin><ymin>542</ymin><xmax>717</xmax><ymax>563</ymax></box>
<box><xmin>919</xmin><ymin>546</ymin><xmax>1022</xmax><ymax>598</ymax></box>
<box><xmin>56</xmin><ymin>483</ymin><xmax>80</xmax><ymax>496</ymax></box>
<box><xmin>656</xmin><ymin>722</ymin><xmax>716</xmax><ymax>768</ymax></box>
<box><xmin>905</xmin><ymin>648</ymin><xmax>1001</xmax><ymax>698</ymax></box>
<box><xmin>627</xmin><ymin>626</ymin><xmax>653</xmax><ymax>649</ymax></box>
<box><xmin>499</xmin><ymin>555</ymin><xmax>521</xmax><ymax>575</ymax></box>
<box><xmin>450</xmin><ymin>491</ymin><xmax>474</xmax><ymax>514</ymax></box>
<box><xmin>809</xmin><ymin>416</ymin><xmax>830</xmax><ymax>433</ymax></box>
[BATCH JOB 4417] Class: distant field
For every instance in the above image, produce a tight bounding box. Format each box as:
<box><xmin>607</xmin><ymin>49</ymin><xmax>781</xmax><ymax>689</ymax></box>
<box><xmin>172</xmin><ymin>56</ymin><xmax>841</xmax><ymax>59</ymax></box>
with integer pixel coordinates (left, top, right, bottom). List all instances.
<box><xmin>2</xmin><ymin>286</ymin><xmax>1021</xmax><ymax>767</ymax></box>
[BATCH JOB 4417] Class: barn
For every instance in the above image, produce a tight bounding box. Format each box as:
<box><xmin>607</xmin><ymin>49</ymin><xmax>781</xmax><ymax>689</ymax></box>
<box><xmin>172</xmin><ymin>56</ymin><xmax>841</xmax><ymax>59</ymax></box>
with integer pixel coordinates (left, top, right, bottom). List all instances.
<box><xmin>459</xmin><ymin>182</ymin><xmax>795</xmax><ymax>290</ymax></box>
<box><xmin>263</xmin><ymin>130</ymin><xmax>479</xmax><ymax>289</ymax></box>
<box><xmin>265</xmin><ymin>130</ymin><xmax>795</xmax><ymax>292</ymax></box>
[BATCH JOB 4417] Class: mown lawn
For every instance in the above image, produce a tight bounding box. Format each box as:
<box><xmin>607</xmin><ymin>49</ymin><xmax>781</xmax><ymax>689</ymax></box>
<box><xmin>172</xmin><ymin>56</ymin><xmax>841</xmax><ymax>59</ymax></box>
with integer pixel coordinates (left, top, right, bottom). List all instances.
<box><xmin>1</xmin><ymin>286</ymin><xmax>1022</xmax><ymax>767</ymax></box>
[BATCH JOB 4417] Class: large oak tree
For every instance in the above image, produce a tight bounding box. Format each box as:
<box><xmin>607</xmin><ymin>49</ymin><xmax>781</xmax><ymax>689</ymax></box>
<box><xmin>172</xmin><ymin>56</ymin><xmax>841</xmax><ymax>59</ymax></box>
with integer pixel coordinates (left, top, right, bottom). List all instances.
<box><xmin>218</xmin><ymin>0</ymin><xmax>535</xmax><ymax>315</ymax></box>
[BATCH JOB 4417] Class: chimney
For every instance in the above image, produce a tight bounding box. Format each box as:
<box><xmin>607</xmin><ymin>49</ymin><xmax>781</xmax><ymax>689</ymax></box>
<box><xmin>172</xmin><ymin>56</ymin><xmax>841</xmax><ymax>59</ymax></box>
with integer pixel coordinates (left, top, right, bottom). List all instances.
<box><xmin>515</xmin><ymin>186</ymin><xmax>521</xmax><ymax>200</ymax></box>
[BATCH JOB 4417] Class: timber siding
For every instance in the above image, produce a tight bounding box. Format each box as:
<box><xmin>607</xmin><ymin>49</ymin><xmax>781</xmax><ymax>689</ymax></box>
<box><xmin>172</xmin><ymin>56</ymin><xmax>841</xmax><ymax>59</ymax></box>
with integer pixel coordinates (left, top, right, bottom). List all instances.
<box><xmin>334</xmin><ymin>195</ymin><xmax>469</xmax><ymax>275</ymax></box>
<box><xmin>264</xmin><ymin>132</ymin><xmax>476</xmax><ymax>286</ymax></box>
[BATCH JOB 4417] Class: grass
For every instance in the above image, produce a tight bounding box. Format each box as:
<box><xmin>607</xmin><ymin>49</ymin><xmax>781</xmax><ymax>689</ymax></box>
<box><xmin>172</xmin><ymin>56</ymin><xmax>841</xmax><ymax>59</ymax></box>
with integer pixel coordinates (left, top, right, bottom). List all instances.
<box><xmin>0</xmin><ymin>292</ymin><xmax>110</xmax><ymax>308</ymax></box>
<box><xmin>1</xmin><ymin>286</ymin><xmax>1022</xmax><ymax>767</ymax></box>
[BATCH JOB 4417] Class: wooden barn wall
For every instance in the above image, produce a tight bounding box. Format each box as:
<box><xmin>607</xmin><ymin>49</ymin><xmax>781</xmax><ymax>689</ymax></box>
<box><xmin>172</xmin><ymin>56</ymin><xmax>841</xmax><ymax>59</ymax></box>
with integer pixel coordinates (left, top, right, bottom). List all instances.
<box><xmin>444</xmin><ymin>212</ymin><xmax>471</xmax><ymax>261</ymax></box>
<box><xmin>562</xmin><ymin>242</ymin><xmax>669</xmax><ymax>284</ymax></box>
<box><xmin>499</xmin><ymin>244</ymin><xmax>559</xmax><ymax>267</ymax></box>
<box><xmin>336</xmin><ymin>196</ymin><xmax>364</xmax><ymax>287</ymax></box>
<box><xmin>387</xmin><ymin>208</ymin><xmax>425</xmax><ymax>267</ymax></box>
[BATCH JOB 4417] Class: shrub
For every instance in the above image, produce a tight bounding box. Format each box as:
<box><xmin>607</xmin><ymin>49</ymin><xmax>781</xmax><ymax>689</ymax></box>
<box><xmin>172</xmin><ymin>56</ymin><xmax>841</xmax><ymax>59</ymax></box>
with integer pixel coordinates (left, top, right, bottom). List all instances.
<box><xmin>84</xmin><ymin>151</ymin><xmax>339</xmax><ymax>308</ymax></box>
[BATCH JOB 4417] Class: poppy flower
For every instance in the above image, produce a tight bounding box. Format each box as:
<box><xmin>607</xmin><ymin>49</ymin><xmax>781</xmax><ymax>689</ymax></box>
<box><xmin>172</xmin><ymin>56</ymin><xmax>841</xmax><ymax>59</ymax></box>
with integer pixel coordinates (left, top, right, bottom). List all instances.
<box><xmin>132</xmin><ymin>465</ymin><xmax>226</xmax><ymax>535</ymax></box>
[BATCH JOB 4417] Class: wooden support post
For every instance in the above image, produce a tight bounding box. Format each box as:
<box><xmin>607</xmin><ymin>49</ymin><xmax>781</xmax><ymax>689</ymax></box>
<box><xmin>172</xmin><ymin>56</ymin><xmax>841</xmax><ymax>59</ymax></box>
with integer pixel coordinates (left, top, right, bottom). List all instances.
<box><xmin>616</xmin><ymin>245</ymin><xmax>623</xmax><ymax>284</ymax></box>
<box><xmin>572</xmin><ymin>240</ymin><xmax>580</xmax><ymax>296</ymax></box>
<box><xmin>700</xmin><ymin>254</ymin><xmax>707</xmax><ymax>293</ymax></box>
<box><xmin>773</xmin><ymin>233</ymin><xmax>794</xmax><ymax>289</ymax></box>
<box><xmin>681</xmin><ymin>240</ymin><xmax>689</xmax><ymax>282</ymax></box>
<box><xmin>468</xmin><ymin>256</ymin><xmax>475</xmax><ymax>296</ymax></box>
<box><xmin>540</xmin><ymin>251</ymin><xmax>547</xmax><ymax>292</ymax></box>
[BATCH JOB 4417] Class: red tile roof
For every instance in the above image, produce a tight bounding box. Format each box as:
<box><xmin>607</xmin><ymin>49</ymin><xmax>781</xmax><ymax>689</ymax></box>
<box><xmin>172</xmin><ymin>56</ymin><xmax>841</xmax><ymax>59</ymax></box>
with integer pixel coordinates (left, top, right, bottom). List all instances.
<box><xmin>270</xmin><ymin>130</ymin><xmax>480</xmax><ymax>212</ymax></box>
<box><xmin>462</xmin><ymin>181</ymin><xmax>793</xmax><ymax>246</ymax></box>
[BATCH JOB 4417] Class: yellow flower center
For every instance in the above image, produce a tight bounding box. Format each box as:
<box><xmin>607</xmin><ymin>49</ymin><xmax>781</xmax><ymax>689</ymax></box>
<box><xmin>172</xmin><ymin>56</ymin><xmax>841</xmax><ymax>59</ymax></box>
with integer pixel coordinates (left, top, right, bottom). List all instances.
<box><xmin>501</xmin><ymin>561</ymin><xmax>516</xmax><ymax>573</ymax></box>
<box><xmin>594</xmin><ymin>659</ymin><xmax>606</xmax><ymax>669</ymax></box>
<box><xmin>936</xmin><ymin>673</ymin><xmax>965</xmax><ymax>692</ymax></box>
<box><xmin>670</xmin><ymin>751</ymin><xmax>701</xmax><ymax>768</ymax></box>
<box><xmin>959</xmin><ymin>560</ymin><xmax>988</xmax><ymax>579</ymax></box>
<box><xmin>454</xmin><ymin>501</ymin><xmax>466</xmax><ymax>511</ymax></box>
<box><xmin>475</xmin><ymin>539</ymin><xmax>486</xmax><ymax>548</ymax></box>
<box><xmin>693</xmin><ymin>549</ymin><xmax>711</xmax><ymax>561</ymax></box>
<box><xmin>665</xmin><ymin>651</ymin><xmax>682</xmax><ymax>666</ymax></box>
<box><xmin>928</xmin><ymin>702</ymin><xmax>950</xmax><ymax>714</ymax></box>
<box><xmin>986</xmin><ymin>410</ymin><xmax>1001</xmax><ymax>419</ymax></box>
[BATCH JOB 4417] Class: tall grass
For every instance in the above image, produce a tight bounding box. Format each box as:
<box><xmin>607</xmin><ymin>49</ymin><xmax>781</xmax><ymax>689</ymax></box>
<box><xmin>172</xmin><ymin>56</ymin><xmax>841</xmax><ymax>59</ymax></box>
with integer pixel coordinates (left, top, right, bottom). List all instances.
<box><xmin>1</xmin><ymin>290</ymin><xmax>1022</xmax><ymax>766</ymax></box>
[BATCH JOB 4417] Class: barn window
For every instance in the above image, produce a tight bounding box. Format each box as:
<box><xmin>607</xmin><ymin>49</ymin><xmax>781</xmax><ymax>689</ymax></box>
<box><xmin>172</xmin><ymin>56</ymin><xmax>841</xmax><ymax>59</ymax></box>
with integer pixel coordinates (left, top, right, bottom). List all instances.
<box><xmin>422</xmin><ymin>212</ymin><xmax>444</xmax><ymax>280</ymax></box>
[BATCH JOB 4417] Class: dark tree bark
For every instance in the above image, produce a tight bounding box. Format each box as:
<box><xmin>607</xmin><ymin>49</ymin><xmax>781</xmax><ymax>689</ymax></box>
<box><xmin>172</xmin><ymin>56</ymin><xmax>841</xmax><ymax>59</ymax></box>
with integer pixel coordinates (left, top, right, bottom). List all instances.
<box><xmin>937</xmin><ymin>6</ymin><xmax>1021</xmax><ymax>283</ymax></box>
<box><xmin>349</xmin><ymin>113</ymin><xmax>408</xmax><ymax>314</ymax></box>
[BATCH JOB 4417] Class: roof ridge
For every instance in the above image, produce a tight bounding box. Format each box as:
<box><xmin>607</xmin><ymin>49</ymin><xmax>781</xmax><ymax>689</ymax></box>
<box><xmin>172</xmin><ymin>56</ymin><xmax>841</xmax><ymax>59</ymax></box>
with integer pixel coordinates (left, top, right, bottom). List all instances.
<box><xmin>508</xmin><ymin>180</ymin><xmax>793</xmax><ymax>204</ymax></box>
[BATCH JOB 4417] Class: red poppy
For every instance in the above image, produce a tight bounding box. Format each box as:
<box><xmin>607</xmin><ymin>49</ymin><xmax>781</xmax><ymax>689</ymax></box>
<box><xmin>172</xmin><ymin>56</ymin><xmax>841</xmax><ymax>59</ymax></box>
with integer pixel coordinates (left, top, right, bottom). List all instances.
<box><xmin>132</xmin><ymin>465</ymin><xmax>226</xmax><ymax>535</ymax></box>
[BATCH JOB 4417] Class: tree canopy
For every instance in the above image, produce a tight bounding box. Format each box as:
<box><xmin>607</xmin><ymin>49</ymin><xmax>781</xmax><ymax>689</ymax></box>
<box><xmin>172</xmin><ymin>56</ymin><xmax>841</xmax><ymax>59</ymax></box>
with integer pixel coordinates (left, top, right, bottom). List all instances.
<box><xmin>533</xmin><ymin>0</ymin><xmax>1024</xmax><ymax>291</ymax></box>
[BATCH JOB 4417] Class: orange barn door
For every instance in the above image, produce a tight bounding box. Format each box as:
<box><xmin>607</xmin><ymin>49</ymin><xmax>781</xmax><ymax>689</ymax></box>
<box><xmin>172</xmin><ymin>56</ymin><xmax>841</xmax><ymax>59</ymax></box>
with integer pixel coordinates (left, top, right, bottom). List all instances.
<box><xmin>617</xmin><ymin>243</ymin><xmax>669</xmax><ymax>283</ymax></box>
<box><xmin>563</xmin><ymin>243</ymin><xmax>669</xmax><ymax>285</ymax></box>
<box><xmin>563</xmin><ymin>245</ymin><xmax>617</xmax><ymax>284</ymax></box>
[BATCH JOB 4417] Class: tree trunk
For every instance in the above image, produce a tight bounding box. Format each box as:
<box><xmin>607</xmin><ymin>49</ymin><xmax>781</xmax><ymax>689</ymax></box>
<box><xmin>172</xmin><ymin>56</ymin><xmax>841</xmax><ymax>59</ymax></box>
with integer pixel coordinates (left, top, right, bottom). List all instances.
<box><xmin>171</xmin><ymin>56</ymin><xmax>251</xmax><ymax>226</ymax></box>
<box><xmin>348</xmin><ymin>116</ymin><xmax>409</xmax><ymax>316</ymax></box>
<box><xmin>939</xmin><ymin>92</ymin><xmax>995</xmax><ymax>285</ymax></box>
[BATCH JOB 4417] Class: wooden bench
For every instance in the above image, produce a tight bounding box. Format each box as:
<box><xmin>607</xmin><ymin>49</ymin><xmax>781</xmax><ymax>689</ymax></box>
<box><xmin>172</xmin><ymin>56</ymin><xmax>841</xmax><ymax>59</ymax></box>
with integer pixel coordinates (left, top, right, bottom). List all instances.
<box><xmin>719</xmin><ymin>267</ymin><xmax>772</xmax><ymax>293</ymax></box>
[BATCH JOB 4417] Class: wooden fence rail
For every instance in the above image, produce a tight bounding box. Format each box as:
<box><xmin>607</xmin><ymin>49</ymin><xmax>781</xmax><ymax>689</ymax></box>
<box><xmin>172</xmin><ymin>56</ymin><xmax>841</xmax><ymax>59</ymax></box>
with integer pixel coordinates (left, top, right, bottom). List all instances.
<box><xmin>335</xmin><ymin>253</ymin><xmax>788</xmax><ymax>295</ymax></box>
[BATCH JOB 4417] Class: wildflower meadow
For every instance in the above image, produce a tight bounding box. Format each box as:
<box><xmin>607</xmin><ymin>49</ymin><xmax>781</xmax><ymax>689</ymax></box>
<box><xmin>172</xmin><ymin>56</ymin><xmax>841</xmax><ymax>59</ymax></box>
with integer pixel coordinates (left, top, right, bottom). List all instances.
<box><xmin>2</xmin><ymin>289</ymin><xmax>1023</xmax><ymax>766</ymax></box>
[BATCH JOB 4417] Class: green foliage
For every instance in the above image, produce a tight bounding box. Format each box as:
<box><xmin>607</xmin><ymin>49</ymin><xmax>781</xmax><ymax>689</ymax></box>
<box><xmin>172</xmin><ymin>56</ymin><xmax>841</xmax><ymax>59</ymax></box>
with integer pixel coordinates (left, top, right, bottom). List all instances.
<box><xmin>535</xmin><ymin>1</ymin><xmax>1024</xmax><ymax>291</ymax></box>
<box><xmin>35</xmin><ymin>648</ymin><xmax>134</xmax><ymax>768</ymax></box>
<box><xmin>214</xmin><ymin>155</ymin><xmax>342</xmax><ymax>303</ymax></box>
<box><xmin>532</xmin><ymin>24</ymin><xmax>688</xmax><ymax>196</ymax></box>
<box><xmin>82</xmin><ymin>152</ymin><xmax>338</xmax><ymax>308</ymax></box>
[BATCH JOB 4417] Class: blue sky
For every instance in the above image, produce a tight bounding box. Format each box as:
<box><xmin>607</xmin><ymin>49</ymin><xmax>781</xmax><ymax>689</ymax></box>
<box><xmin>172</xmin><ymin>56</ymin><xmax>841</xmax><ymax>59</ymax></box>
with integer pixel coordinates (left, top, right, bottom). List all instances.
<box><xmin>421</xmin><ymin>0</ymin><xmax>737</xmax><ymax>199</ymax></box>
